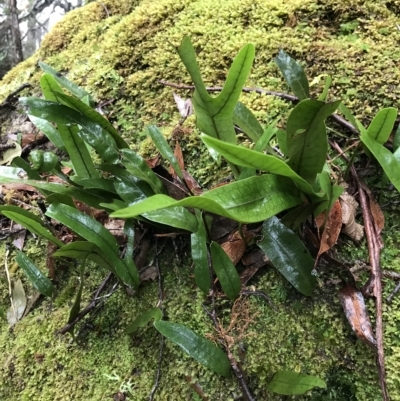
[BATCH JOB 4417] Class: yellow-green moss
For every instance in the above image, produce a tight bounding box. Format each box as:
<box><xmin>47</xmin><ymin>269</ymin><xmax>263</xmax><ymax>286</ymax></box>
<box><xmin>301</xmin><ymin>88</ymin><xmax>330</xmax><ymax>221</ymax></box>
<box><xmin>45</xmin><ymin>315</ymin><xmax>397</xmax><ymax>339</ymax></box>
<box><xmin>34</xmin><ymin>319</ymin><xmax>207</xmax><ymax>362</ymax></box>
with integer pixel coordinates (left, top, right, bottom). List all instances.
<box><xmin>2</xmin><ymin>0</ymin><xmax>400</xmax><ymax>399</ymax></box>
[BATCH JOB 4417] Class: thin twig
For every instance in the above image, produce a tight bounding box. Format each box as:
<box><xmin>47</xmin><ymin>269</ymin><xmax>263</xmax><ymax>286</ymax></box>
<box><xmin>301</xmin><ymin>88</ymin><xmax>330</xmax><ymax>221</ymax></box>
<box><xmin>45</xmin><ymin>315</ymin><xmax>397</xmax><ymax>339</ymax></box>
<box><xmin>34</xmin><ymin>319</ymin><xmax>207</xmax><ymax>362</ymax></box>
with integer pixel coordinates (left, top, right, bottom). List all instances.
<box><xmin>0</xmin><ymin>83</ymin><xmax>32</xmax><ymax>107</ymax></box>
<box><xmin>57</xmin><ymin>272</ymin><xmax>113</xmax><ymax>334</ymax></box>
<box><xmin>357</xmin><ymin>180</ymin><xmax>388</xmax><ymax>401</ymax></box>
<box><xmin>159</xmin><ymin>80</ymin><xmax>360</xmax><ymax>135</ymax></box>
<box><xmin>241</xmin><ymin>289</ymin><xmax>276</xmax><ymax>310</ymax></box>
<box><xmin>387</xmin><ymin>281</ymin><xmax>400</xmax><ymax>303</ymax></box>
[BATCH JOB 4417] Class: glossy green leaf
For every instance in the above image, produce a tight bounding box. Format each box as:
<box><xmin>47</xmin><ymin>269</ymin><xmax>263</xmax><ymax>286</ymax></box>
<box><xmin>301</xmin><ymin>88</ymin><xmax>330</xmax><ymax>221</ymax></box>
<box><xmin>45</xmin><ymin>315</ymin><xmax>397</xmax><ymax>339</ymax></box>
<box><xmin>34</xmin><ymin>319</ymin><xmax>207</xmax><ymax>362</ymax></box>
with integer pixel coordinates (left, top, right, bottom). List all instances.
<box><xmin>126</xmin><ymin>308</ymin><xmax>163</xmax><ymax>333</ymax></box>
<box><xmin>276</xmin><ymin>129</ymin><xmax>288</xmax><ymax>156</ymax></box>
<box><xmin>191</xmin><ymin>211</ymin><xmax>210</xmax><ymax>294</ymax></box>
<box><xmin>393</xmin><ymin>123</ymin><xmax>400</xmax><ymax>151</ymax></box>
<box><xmin>123</xmin><ymin>219</ymin><xmax>137</xmax><ymax>283</ymax></box>
<box><xmin>367</xmin><ymin>107</ymin><xmax>397</xmax><ymax>144</ymax></box>
<box><xmin>317</xmin><ymin>75</ymin><xmax>332</xmax><ymax>102</ymax></box>
<box><xmin>57</xmin><ymin>123</ymin><xmax>99</xmax><ymax>177</ymax></box>
<box><xmin>286</xmin><ymin>99</ymin><xmax>341</xmax><ymax>183</ymax></box>
<box><xmin>70</xmin><ymin>177</ymin><xmax>117</xmax><ymax>193</ymax></box>
<box><xmin>210</xmin><ymin>241</ymin><xmax>241</xmax><ymax>300</ymax></box>
<box><xmin>275</xmin><ymin>50</ymin><xmax>310</xmax><ymax>100</ymax></box>
<box><xmin>16</xmin><ymin>251</ymin><xmax>53</xmax><ymax>297</ymax></box>
<box><xmin>268</xmin><ymin>371</ymin><xmax>326</xmax><ymax>395</ymax></box>
<box><xmin>233</xmin><ymin>101</ymin><xmax>263</xmax><ymax>142</ymax></box>
<box><xmin>67</xmin><ymin>257</ymin><xmax>86</xmax><ymax>333</ymax></box>
<box><xmin>178</xmin><ymin>36</ymin><xmax>254</xmax><ymax>144</ymax></box>
<box><xmin>2</xmin><ymin>211</ymin><xmax>63</xmax><ymax>247</ymax></box>
<box><xmin>111</xmin><ymin>174</ymin><xmax>302</xmax><ymax>223</ymax></box>
<box><xmin>154</xmin><ymin>320</ymin><xmax>231</xmax><ymax>377</ymax></box>
<box><xmin>338</xmin><ymin>103</ymin><xmax>366</xmax><ymax>134</ymax></box>
<box><xmin>0</xmin><ymin>205</ymin><xmax>44</xmax><ymax>225</ymax></box>
<box><xmin>121</xmin><ymin>149</ymin><xmax>165</xmax><ymax>194</ymax></box>
<box><xmin>11</xmin><ymin>157</ymin><xmax>42</xmax><ymax>180</ymax></box>
<box><xmin>361</xmin><ymin>133</ymin><xmax>400</xmax><ymax>192</ymax></box>
<box><xmin>281</xmin><ymin>203</ymin><xmax>322</xmax><ymax>231</ymax></box>
<box><xmin>29</xmin><ymin>150</ymin><xmax>58</xmax><ymax>172</ymax></box>
<box><xmin>258</xmin><ymin>217</ymin><xmax>316</xmax><ymax>296</ymax></box>
<box><xmin>52</xmin><ymin>241</ymin><xmax>115</xmax><ymax>274</ymax></box>
<box><xmin>148</xmin><ymin>125</ymin><xmax>183</xmax><ymax>179</ymax></box>
<box><xmin>55</xmin><ymin>91</ymin><xmax>129</xmax><ymax>149</ymax></box>
<box><xmin>201</xmin><ymin>134</ymin><xmax>319</xmax><ymax>195</ymax></box>
<box><xmin>28</xmin><ymin>115</ymin><xmax>65</xmax><ymax>151</ymax></box>
<box><xmin>143</xmin><ymin>207</ymin><xmax>198</xmax><ymax>232</ymax></box>
<box><xmin>46</xmin><ymin>203</ymin><xmax>138</xmax><ymax>288</ymax></box>
<box><xmin>40</xmin><ymin>73</ymin><xmax>65</xmax><ymax>103</ymax></box>
<box><xmin>114</xmin><ymin>179</ymin><xmax>148</xmax><ymax>205</ymax></box>
<box><xmin>39</xmin><ymin>62</ymin><xmax>93</xmax><ymax>102</ymax></box>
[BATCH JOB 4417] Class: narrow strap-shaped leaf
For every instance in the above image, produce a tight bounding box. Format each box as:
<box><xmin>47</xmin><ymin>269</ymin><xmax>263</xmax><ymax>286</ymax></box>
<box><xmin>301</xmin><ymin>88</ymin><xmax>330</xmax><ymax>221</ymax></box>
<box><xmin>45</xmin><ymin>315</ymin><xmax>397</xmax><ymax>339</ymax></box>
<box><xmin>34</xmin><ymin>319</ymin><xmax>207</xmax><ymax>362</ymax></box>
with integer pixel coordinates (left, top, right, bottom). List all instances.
<box><xmin>2</xmin><ymin>211</ymin><xmax>63</xmax><ymax>247</ymax></box>
<box><xmin>210</xmin><ymin>241</ymin><xmax>241</xmax><ymax>300</ymax></box>
<box><xmin>126</xmin><ymin>308</ymin><xmax>162</xmax><ymax>333</ymax></box>
<box><xmin>233</xmin><ymin>101</ymin><xmax>263</xmax><ymax>142</ymax></box>
<box><xmin>148</xmin><ymin>125</ymin><xmax>183</xmax><ymax>179</ymax></box>
<box><xmin>0</xmin><ymin>205</ymin><xmax>44</xmax><ymax>225</ymax></box>
<box><xmin>361</xmin><ymin>133</ymin><xmax>400</xmax><ymax>193</ymax></box>
<box><xmin>191</xmin><ymin>211</ymin><xmax>210</xmax><ymax>294</ymax></box>
<box><xmin>121</xmin><ymin>149</ymin><xmax>165</xmax><ymax>194</ymax></box>
<box><xmin>338</xmin><ymin>103</ymin><xmax>366</xmax><ymax>134</ymax></box>
<box><xmin>274</xmin><ymin>50</ymin><xmax>310</xmax><ymax>100</ymax></box>
<box><xmin>52</xmin><ymin>241</ymin><xmax>116</xmax><ymax>274</ymax></box>
<box><xmin>257</xmin><ymin>216</ymin><xmax>316</xmax><ymax>296</ymax></box>
<box><xmin>123</xmin><ymin>219</ymin><xmax>139</xmax><ymax>285</ymax></box>
<box><xmin>286</xmin><ymin>99</ymin><xmax>341</xmax><ymax>183</ymax></box>
<box><xmin>46</xmin><ymin>203</ymin><xmax>138</xmax><ymax>288</ymax></box>
<box><xmin>201</xmin><ymin>134</ymin><xmax>319</xmax><ymax>196</ymax></box>
<box><xmin>178</xmin><ymin>36</ymin><xmax>254</xmax><ymax>144</ymax></box>
<box><xmin>268</xmin><ymin>371</ymin><xmax>326</xmax><ymax>395</ymax></box>
<box><xmin>110</xmin><ymin>174</ymin><xmax>302</xmax><ymax>223</ymax></box>
<box><xmin>367</xmin><ymin>107</ymin><xmax>397</xmax><ymax>144</ymax></box>
<box><xmin>67</xmin><ymin>257</ymin><xmax>87</xmax><ymax>334</ymax></box>
<box><xmin>28</xmin><ymin>115</ymin><xmax>66</xmax><ymax>151</ymax></box>
<box><xmin>16</xmin><ymin>251</ymin><xmax>53</xmax><ymax>297</ymax></box>
<box><xmin>70</xmin><ymin>177</ymin><xmax>117</xmax><ymax>193</ymax></box>
<box><xmin>143</xmin><ymin>207</ymin><xmax>198</xmax><ymax>232</ymax></box>
<box><xmin>40</xmin><ymin>73</ymin><xmax>65</xmax><ymax>103</ymax></box>
<box><xmin>11</xmin><ymin>157</ymin><xmax>42</xmax><ymax>180</ymax></box>
<box><xmin>57</xmin><ymin>124</ymin><xmax>99</xmax><ymax>178</ymax></box>
<box><xmin>39</xmin><ymin>62</ymin><xmax>93</xmax><ymax>102</ymax></box>
<box><xmin>55</xmin><ymin>91</ymin><xmax>129</xmax><ymax>149</ymax></box>
<box><xmin>154</xmin><ymin>320</ymin><xmax>231</xmax><ymax>377</ymax></box>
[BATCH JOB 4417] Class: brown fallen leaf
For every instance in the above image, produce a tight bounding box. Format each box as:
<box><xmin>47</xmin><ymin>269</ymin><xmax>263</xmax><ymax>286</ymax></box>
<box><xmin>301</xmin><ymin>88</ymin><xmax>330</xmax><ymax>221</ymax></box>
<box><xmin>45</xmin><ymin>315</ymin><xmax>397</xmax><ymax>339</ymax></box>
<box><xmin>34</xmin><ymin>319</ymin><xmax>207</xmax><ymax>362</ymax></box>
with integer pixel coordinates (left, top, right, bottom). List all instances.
<box><xmin>221</xmin><ymin>228</ymin><xmax>255</xmax><ymax>265</ymax></box>
<box><xmin>145</xmin><ymin>155</ymin><xmax>161</xmax><ymax>169</ymax></box>
<box><xmin>340</xmin><ymin>192</ymin><xmax>364</xmax><ymax>241</ymax></box>
<box><xmin>367</xmin><ymin>193</ymin><xmax>385</xmax><ymax>236</ymax></box>
<box><xmin>316</xmin><ymin>200</ymin><xmax>342</xmax><ymax>258</ymax></box>
<box><xmin>174</xmin><ymin>141</ymin><xmax>185</xmax><ymax>171</ymax></box>
<box><xmin>139</xmin><ymin>265</ymin><xmax>158</xmax><ymax>282</ymax></box>
<box><xmin>339</xmin><ymin>284</ymin><xmax>377</xmax><ymax>348</ymax></box>
<box><xmin>182</xmin><ymin>170</ymin><xmax>202</xmax><ymax>195</ymax></box>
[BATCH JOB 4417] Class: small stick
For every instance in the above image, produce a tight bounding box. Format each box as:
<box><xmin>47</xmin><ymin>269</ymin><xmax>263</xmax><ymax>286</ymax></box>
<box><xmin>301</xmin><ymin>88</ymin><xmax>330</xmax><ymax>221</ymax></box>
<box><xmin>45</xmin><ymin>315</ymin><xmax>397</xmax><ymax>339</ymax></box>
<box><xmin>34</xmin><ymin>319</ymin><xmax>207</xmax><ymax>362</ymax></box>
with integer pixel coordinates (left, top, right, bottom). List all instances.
<box><xmin>387</xmin><ymin>281</ymin><xmax>400</xmax><ymax>303</ymax></box>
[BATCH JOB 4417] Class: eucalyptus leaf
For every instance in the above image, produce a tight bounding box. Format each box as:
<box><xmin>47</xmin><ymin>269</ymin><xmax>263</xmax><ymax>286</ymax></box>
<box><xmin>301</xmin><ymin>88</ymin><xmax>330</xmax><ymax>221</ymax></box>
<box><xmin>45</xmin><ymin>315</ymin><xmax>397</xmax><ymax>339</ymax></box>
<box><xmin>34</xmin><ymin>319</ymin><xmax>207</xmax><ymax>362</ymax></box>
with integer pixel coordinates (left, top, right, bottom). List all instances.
<box><xmin>258</xmin><ymin>217</ymin><xmax>316</xmax><ymax>296</ymax></box>
<box><xmin>154</xmin><ymin>320</ymin><xmax>231</xmax><ymax>377</ymax></box>
<box><xmin>16</xmin><ymin>251</ymin><xmax>53</xmax><ymax>297</ymax></box>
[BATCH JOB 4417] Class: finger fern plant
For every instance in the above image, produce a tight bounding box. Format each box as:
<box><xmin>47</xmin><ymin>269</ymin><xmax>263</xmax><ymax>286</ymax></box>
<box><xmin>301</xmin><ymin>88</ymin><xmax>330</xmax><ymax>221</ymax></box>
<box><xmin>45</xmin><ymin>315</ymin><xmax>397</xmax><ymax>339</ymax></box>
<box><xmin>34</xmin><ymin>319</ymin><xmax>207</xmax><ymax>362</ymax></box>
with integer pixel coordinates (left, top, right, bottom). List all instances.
<box><xmin>0</xmin><ymin>35</ymin><xmax>367</xmax><ymax>395</ymax></box>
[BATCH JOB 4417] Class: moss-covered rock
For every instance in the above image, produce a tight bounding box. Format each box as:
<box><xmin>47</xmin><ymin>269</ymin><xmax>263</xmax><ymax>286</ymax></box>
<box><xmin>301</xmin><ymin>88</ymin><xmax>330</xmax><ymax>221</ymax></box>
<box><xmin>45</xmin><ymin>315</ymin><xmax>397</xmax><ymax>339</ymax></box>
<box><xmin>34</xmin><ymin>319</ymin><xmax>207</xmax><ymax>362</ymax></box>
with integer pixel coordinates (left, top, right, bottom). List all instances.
<box><xmin>1</xmin><ymin>0</ymin><xmax>400</xmax><ymax>400</ymax></box>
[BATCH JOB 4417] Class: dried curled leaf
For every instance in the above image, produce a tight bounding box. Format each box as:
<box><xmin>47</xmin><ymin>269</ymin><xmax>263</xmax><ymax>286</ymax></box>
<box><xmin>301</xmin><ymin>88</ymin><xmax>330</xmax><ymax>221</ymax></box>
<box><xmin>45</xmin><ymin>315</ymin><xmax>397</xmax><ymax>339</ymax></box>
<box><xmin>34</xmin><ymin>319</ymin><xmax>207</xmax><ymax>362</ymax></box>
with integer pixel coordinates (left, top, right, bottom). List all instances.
<box><xmin>221</xmin><ymin>228</ymin><xmax>255</xmax><ymax>265</ymax></box>
<box><xmin>339</xmin><ymin>284</ymin><xmax>376</xmax><ymax>348</ymax></box>
<box><xmin>339</xmin><ymin>192</ymin><xmax>364</xmax><ymax>241</ymax></box>
<box><xmin>316</xmin><ymin>200</ymin><xmax>342</xmax><ymax>258</ymax></box>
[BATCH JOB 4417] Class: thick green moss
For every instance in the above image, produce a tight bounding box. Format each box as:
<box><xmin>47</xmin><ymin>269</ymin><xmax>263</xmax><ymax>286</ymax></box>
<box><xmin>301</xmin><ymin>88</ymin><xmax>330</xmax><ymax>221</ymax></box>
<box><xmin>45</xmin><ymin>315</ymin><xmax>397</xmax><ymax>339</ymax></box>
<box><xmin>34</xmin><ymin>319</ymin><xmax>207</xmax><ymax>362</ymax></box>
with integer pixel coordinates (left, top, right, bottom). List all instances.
<box><xmin>1</xmin><ymin>0</ymin><xmax>400</xmax><ymax>400</ymax></box>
